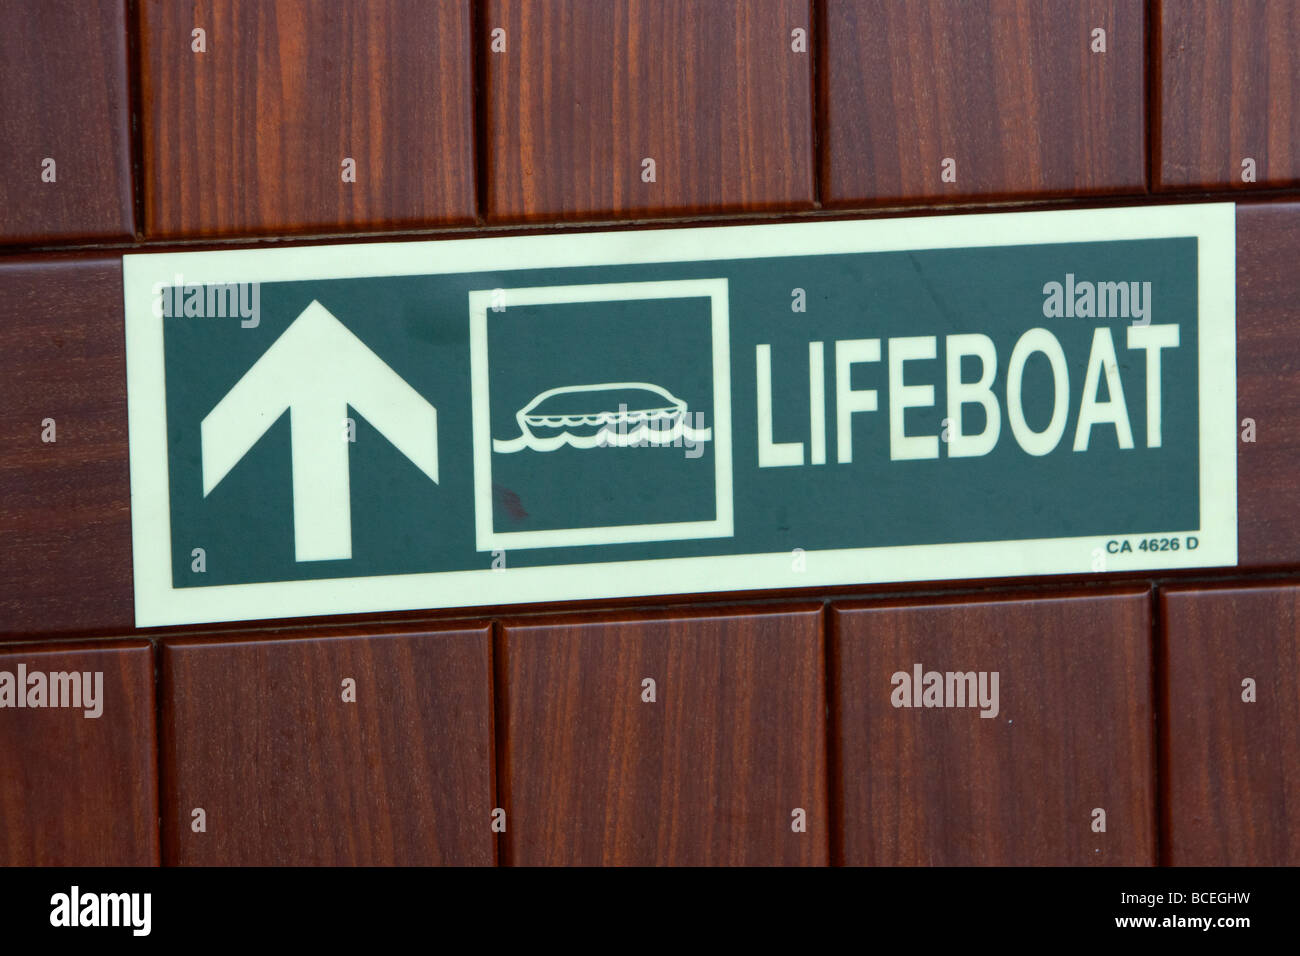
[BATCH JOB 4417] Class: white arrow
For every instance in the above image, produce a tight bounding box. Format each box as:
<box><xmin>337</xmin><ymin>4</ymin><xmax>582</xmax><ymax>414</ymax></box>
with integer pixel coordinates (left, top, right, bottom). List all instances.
<box><xmin>200</xmin><ymin>300</ymin><xmax>439</xmax><ymax>562</ymax></box>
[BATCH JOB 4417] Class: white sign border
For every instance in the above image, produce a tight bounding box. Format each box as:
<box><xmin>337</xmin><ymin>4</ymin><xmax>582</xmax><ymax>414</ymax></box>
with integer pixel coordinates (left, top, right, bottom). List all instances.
<box><xmin>122</xmin><ymin>202</ymin><xmax>1237</xmax><ymax>627</ymax></box>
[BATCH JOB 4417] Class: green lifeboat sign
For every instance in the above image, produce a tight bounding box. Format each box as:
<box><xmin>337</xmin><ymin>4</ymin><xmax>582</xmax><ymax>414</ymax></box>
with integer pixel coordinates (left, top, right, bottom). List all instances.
<box><xmin>123</xmin><ymin>204</ymin><xmax>1237</xmax><ymax>627</ymax></box>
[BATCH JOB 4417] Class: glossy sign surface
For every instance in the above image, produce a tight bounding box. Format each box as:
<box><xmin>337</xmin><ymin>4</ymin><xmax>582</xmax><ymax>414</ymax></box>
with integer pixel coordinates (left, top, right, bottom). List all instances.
<box><xmin>122</xmin><ymin>205</ymin><xmax>1236</xmax><ymax>626</ymax></box>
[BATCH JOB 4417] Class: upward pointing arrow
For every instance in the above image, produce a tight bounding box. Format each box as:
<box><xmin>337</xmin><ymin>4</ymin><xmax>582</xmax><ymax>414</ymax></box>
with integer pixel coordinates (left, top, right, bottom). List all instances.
<box><xmin>201</xmin><ymin>300</ymin><xmax>439</xmax><ymax>562</ymax></box>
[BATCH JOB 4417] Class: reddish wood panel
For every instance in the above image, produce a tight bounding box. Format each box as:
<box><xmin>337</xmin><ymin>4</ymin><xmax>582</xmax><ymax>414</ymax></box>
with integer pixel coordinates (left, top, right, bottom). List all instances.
<box><xmin>160</xmin><ymin>624</ymin><xmax>495</xmax><ymax>865</ymax></box>
<box><xmin>0</xmin><ymin>641</ymin><xmax>157</xmax><ymax>865</ymax></box>
<box><xmin>831</xmin><ymin>590</ymin><xmax>1155</xmax><ymax>865</ymax></box>
<box><xmin>1156</xmin><ymin>0</ymin><xmax>1300</xmax><ymax>191</ymax></box>
<box><xmin>484</xmin><ymin>0</ymin><xmax>815</xmax><ymax>222</ymax></box>
<box><xmin>1237</xmin><ymin>202</ymin><xmax>1300</xmax><ymax>567</ymax></box>
<box><xmin>0</xmin><ymin>0</ymin><xmax>133</xmax><ymax>244</ymax></box>
<box><xmin>0</xmin><ymin>257</ymin><xmax>134</xmax><ymax>638</ymax></box>
<box><xmin>138</xmin><ymin>0</ymin><xmax>476</xmax><ymax>238</ymax></box>
<box><xmin>821</xmin><ymin>0</ymin><xmax>1146</xmax><ymax>206</ymax></box>
<box><xmin>498</xmin><ymin>606</ymin><xmax>826</xmax><ymax>865</ymax></box>
<box><xmin>1160</xmin><ymin>584</ymin><xmax>1300</xmax><ymax>865</ymax></box>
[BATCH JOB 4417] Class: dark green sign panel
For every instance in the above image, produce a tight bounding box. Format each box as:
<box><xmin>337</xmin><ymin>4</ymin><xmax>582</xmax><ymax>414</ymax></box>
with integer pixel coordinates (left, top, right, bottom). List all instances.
<box><xmin>124</xmin><ymin>205</ymin><xmax>1237</xmax><ymax>626</ymax></box>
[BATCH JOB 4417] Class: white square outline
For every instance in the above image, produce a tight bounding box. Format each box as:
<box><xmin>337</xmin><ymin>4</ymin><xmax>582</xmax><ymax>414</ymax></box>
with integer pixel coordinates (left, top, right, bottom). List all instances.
<box><xmin>468</xmin><ymin>279</ymin><xmax>734</xmax><ymax>550</ymax></box>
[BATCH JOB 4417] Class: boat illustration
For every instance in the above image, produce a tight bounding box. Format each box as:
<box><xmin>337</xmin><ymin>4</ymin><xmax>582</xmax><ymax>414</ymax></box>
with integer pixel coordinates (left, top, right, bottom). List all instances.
<box><xmin>493</xmin><ymin>382</ymin><xmax>711</xmax><ymax>452</ymax></box>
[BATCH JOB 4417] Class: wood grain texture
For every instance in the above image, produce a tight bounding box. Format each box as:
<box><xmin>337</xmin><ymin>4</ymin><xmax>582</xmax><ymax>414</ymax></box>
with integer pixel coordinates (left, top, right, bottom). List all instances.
<box><xmin>831</xmin><ymin>589</ymin><xmax>1155</xmax><ymax>865</ymax></box>
<box><xmin>0</xmin><ymin>640</ymin><xmax>157</xmax><ymax>865</ymax></box>
<box><xmin>821</xmin><ymin>0</ymin><xmax>1146</xmax><ymax>205</ymax></box>
<box><xmin>138</xmin><ymin>0</ymin><xmax>476</xmax><ymax>238</ymax></box>
<box><xmin>498</xmin><ymin>606</ymin><xmax>826</xmax><ymax>865</ymax></box>
<box><xmin>0</xmin><ymin>256</ymin><xmax>134</xmax><ymax>638</ymax></box>
<box><xmin>484</xmin><ymin>0</ymin><xmax>816</xmax><ymax>222</ymax></box>
<box><xmin>1160</xmin><ymin>584</ymin><xmax>1300</xmax><ymax>865</ymax></box>
<box><xmin>1237</xmin><ymin>202</ymin><xmax>1300</xmax><ymax>567</ymax></box>
<box><xmin>160</xmin><ymin>624</ymin><xmax>495</xmax><ymax>865</ymax></box>
<box><xmin>1156</xmin><ymin>0</ymin><xmax>1300</xmax><ymax>191</ymax></box>
<box><xmin>0</xmin><ymin>0</ymin><xmax>133</xmax><ymax>244</ymax></box>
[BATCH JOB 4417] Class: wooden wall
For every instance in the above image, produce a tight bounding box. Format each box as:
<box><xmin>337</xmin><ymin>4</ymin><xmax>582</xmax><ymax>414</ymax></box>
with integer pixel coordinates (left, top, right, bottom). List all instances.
<box><xmin>1</xmin><ymin>0</ymin><xmax>1297</xmax><ymax>866</ymax></box>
